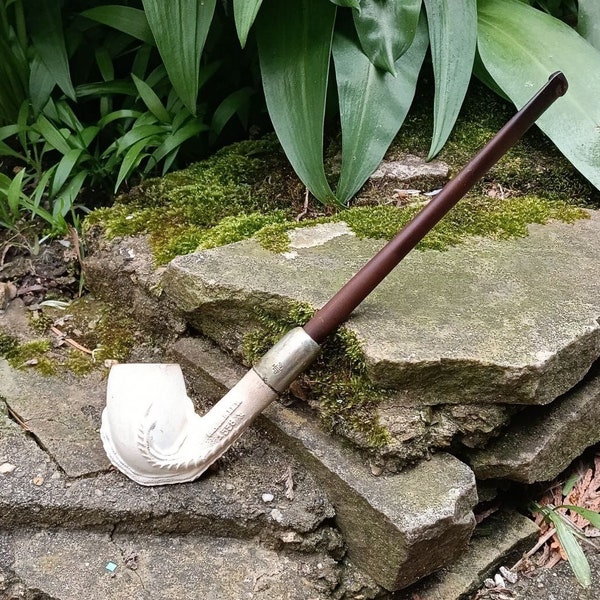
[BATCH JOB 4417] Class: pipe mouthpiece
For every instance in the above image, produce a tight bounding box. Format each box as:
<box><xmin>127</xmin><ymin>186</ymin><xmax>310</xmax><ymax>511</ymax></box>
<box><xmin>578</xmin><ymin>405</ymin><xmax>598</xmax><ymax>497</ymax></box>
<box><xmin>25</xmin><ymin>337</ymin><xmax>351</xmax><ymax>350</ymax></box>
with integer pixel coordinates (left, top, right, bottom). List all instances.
<box><xmin>548</xmin><ymin>71</ymin><xmax>568</xmax><ymax>97</ymax></box>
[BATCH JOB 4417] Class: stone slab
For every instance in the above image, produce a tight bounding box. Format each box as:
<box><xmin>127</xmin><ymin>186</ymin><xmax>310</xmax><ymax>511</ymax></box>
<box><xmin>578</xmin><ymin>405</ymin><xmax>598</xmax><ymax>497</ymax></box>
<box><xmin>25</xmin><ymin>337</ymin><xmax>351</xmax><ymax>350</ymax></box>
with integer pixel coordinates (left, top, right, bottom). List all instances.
<box><xmin>399</xmin><ymin>510</ymin><xmax>539</xmax><ymax>600</ymax></box>
<box><xmin>0</xmin><ymin>402</ymin><xmax>336</xmax><ymax>550</ymax></box>
<box><xmin>0</xmin><ymin>358</ymin><xmax>110</xmax><ymax>477</ymax></box>
<box><xmin>170</xmin><ymin>336</ymin><xmax>478</xmax><ymax>591</ymax></box>
<box><xmin>1</xmin><ymin>528</ymin><xmax>338</xmax><ymax>600</ymax></box>
<box><xmin>469</xmin><ymin>362</ymin><xmax>600</xmax><ymax>483</ymax></box>
<box><xmin>164</xmin><ymin>211</ymin><xmax>600</xmax><ymax>407</ymax></box>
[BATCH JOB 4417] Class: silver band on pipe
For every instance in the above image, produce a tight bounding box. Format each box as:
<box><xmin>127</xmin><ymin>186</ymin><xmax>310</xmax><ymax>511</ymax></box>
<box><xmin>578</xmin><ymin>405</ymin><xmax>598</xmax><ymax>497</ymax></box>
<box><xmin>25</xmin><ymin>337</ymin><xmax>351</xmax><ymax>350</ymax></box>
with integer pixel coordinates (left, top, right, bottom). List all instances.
<box><xmin>253</xmin><ymin>327</ymin><xmax>321</xmax><ymax>393</ymax></box>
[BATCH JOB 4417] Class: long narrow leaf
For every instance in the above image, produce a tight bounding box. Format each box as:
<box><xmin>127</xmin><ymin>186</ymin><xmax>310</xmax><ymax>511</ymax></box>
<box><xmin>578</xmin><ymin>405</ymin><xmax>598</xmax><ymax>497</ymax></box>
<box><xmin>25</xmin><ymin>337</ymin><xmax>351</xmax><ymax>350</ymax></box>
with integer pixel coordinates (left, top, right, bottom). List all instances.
<box><xmin>424</xmin><ymin>0</ymin><xmax>477</xmax><ymax>159</ymax></box>
<box><xmin>29</xmin><ymin>54</ymin><xmax>55</xmax><ymax>114</ymax></box>
<box><xmin>578</xmin><ymin>0</ymin><xmax>600</xmax><ymax>51</ymax></box>
<box><xmin>34</xmin><ymin>115</ymin><xmax>72</xmax><ymax>155</ymax></box>
<box><xmin>26</xmin><ymin>0</ymin><xmax>76</xmax><ymax>100</ymax></box>
<box><xmin>151</xmin><ymin>120</ymin><xmax>208</xmax><ymax>166</ymax></box>
<box><xmin>478</xmin><ymin>0</ymin><xmax>600</xmax><ymax>191</ymax></box>
<box><xmin>333</xmin><ymin>15</ymin><xmax>429</xmax><ymax>203</ymax></box>
<box><xmin>81</xmin><ymin>6</ymin><xmax>154</xmax><ymax>45</ymax></box>
<box><xmin>256</xmin><ymin>0</ymin><xmax>337</xmax><ymax>205</ymax></box>
<box><xmin>115</xmin><ymin>139</ymin><xmax>150</xmax><ymax>192</ymax></box>
<box><xmin>233</xmin><ymin>0</ymin><xmax>263</xmax><ymax>48</ymax></box>
<box><xmin>544</xmin><ymin>509</ymin><xmax>592</xmax><ymax>588</ymax></box>
<box><xmin>132</xmin><ymin>74</ymin><xmax>171</xmax><ymax>123</ymax></box>
<box><xmin>353</xmin><ymin>0</ymin><xmax>422</xmax><ymax>74</ymax></box>
<box><xmin>560</xmin><ymin>506</ymin><xmax>600</xmax><ymax>529</ymax></box>
<box><xmin>141</xmin><ymin>0</ymin><xmax>216</xmax><ymax>114</ymax></box>
<box><xmin>7</xmin><ymin>168</ymin><xmax>25</xmax><ymax>216</ymax></box>
<box><xmin>210</xmin><ymin>88</ymin><xmax>253</xmax><ymax>140</ymax></box>
<box><xmin>51</xmin><ymin>148</ymin><xmax>84</xmax><ymax>197</ymax></box>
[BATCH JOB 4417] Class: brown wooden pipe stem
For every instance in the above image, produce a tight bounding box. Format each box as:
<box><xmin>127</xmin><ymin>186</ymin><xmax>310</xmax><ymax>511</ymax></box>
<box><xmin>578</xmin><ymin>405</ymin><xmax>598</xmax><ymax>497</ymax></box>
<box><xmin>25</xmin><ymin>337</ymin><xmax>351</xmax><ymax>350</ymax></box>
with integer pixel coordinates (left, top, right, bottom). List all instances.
<box><xmin>303</xmin><ymin>72</ymin><xmax>568</xmax><ymax>344</ymax></box>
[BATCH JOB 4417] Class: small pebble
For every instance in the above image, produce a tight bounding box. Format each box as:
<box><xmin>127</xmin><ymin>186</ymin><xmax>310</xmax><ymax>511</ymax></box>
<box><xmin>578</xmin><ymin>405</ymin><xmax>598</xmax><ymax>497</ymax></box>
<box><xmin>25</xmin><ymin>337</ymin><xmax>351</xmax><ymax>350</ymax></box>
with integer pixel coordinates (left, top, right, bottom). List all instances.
<box><xmin>270</xmin><ymin>508</ymin><xmax>283</xmax><ymax>523</ymax></box>
<box><xmin>32</xmin><ymin>475</ymin><xmax>44</xmax><ymax>486</ymax></box>
<box><xmin>494</xmin><ymin>574</ymin><xmax>506</xmax><ymax>588</ymax></box>
<box><xmin>484</xmin><ymin>578</ymin><xmax>496</xmax><ymax>588</ymax></box>
<box><xmin>499</xmin><ymin>566</ymin><xmax>518</xmax><ymax>584</ymax></box>
<box><xmin>95</xmin><ymin>489</ymin><xmax>103</xmax><ymax>497</ymax></box>
<box><xmin>0</xmin><ymin>463</ymin><xmax>16</xmax><ymax>474</ymax></box>
<box><xmin>262</xmin><ymin>493</ymin><xmax>274</xmax><ymax>503</ymax></box>
<box><xmin>225</xmin><ymin>483</ymin><xmax>234</xmax><ymax>491</ymax></box>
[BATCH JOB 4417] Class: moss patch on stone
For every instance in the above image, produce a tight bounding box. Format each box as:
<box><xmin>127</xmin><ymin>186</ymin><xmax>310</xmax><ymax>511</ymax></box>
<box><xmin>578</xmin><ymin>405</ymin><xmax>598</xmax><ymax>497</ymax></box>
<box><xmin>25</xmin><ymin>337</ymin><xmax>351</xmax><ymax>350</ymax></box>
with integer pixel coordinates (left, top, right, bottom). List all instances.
<box><xmin>0</xmin><ymin>333</ymin><xmax>55</xmax><ymax>375</ymax></box>
<box><xmin>85</xmin><ymin>137</ymin><xmax>302</xmax><ymax>264</ymax></box>
<box><xmin>243</xmin><ymin>304</ymin><xmax>391</xmax><ymax>450</ymax></box>
<box><xmin>86</xmin><ymin>94</ymin><xmax>591</xmax><ymax>265</ymax></box>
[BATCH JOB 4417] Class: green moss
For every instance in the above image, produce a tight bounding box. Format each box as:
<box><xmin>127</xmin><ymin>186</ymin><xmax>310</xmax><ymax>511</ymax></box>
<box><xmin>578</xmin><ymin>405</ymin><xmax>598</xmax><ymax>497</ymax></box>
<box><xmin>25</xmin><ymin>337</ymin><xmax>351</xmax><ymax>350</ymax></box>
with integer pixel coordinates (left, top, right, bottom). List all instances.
<box><xmin>243</xmin><ymin>304</ymin><xmax>391</xmax><ymax>450</ymax></box>
<box><xmin>66</xmin><ymin>349</ymin><xmax>95</xmax><ymax>376</ymax></box>
<box><xmin>0</xmin><ymin>336</ymin><xmax>55</xmax><ymax>375</ymax></box>
<box><xmin>396</xmin><ymin>79</ymin><xmax>599</xmax><ymax>204</ymax></box>
<box><xmin>88</xmin><ymin>313</ymin><xmax>136</xmax><ymax>364</ymax></box>
<box><xmin>85</xmin><ymin>137</ymin><xmax>298</xmax><ymax>264</ymax></box>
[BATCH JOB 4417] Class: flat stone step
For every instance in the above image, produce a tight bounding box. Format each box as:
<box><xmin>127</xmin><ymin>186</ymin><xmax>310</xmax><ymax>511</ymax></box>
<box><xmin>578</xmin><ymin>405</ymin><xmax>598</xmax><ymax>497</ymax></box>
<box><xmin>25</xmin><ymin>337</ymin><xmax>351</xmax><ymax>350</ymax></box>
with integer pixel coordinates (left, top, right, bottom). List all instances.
<box><xmin>170</xmin><ymin>336</ymin><xmax>478</xmax><ymax>591</ymax></box>
<box><xmin>164</xmin><ymin>211</ymin><xmax>600</xmax><ymax>409</ymax></box>
<box><xmin>398</xmin><ymin>510</ymin><xmax>539</xmax><ymax>600</ymax></box>
<box><xmin>0</xmin><ymin>365</ymin><xmax>336</xmax><ymax>549</ymax></box>
<box><xmin>468</xmin><ymin>361</ymin><xmax>600</xmax><ymax>483</ymax></box>
<box><xmin>0</xmin><ymin>528</ymin><xmax>339</xmax><ymax>600</ymax></box>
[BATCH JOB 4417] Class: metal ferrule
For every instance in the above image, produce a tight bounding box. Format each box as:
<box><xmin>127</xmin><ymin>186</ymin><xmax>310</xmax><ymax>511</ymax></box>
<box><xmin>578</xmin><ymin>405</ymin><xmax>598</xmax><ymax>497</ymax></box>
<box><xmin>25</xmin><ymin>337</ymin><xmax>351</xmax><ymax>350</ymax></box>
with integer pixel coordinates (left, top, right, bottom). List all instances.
<box><xmin>253</xmin><ymin>327</ymin><xmax>321</xmax><ymax>393</ymax></box>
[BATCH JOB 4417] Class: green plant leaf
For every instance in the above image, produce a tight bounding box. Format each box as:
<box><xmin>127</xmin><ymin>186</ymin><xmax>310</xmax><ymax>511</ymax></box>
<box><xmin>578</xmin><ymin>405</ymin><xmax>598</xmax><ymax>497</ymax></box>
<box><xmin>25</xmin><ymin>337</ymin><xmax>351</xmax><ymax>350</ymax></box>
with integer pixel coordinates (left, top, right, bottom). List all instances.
<box><xmin>81</xmin><ymin>6</ymin><xmax>155</xmax><ymax>45</ymax></box>
<box><xmin>29</xmin><ymin>54</ymin><xmax>55</xmax><ymax>115</ymax></box>
<box><xmin>141</xmin><ymin>0</ymin><xmax>217</xmax><ymax>115</ymax></box>
<box><xmin>233</xmin><ymin>0</ymin><xmax>263</xmax><ymax>48</ymax></box>
<box><xmin>478</xmin><ymin>0</ymin><xmax>600</xmax><ymax>191</ymax></box>
<box><xmin>333</xmin><ymin>15</ymin><xmax>429</xmax><ymax>203</ymax></box>
<box><xmin>578</xmin><ymin>0</ymin><xmax>600</xmax><ymax>51</ymax></box>
<box><xmin>424</xmin><ymin>0</ymin><xmax>477</xmax><ymax>159</ymax></box>
<box><xmin>210</xmin><ymin>87</ymin><xmax>253</xmax><ymax>140</ymax></box>
<box><xmin>115</xmin><ymin>138</ymin><xmax>149</xmax><ymax>192</ymax></box>
<box><xmin>7</xmin><ymin>168</ymin><xmax>26</xmax><ymax>217</ymax></box>
<box><xmin>543</xmin><ymin>508</ymin><xmax>592</xmax><ymax>588</ymax></box>
<box><xmin>113</xmin><ymin>124</ymin><xmax>164</xmax><ymax>156</ymax></box>
<box><xmin>132</xmin><ymin>74</ymin><xmax>171</xmax><ymax>123</ymax></box>
<box><xmin>98</xmin><ymin>109</ymin><xmax>143</xmax><ymax>129</ymax></box>
<box><xmin>561</xmin><ymin>505</ymin><xmax>600</xmax><ymax>529</ymax></box>
<box><xmin>330</xmin><ymin>0</ymin><xmax>360</xmax><ymax>8</ymax></box>
<box><xmin>51</xmin><ymin>148</ymin><xmax>84</xmax><ymax>197</ymax></box>
<box><xmin>34</xmin><ymin>115</ymin><xmax>72</xmax><ymax>155</ymax></box>
<box><xmin>151</xmin><ymin>119</ymin><xmax>208</xmax><ymax>167</ymax></box>
<box><xmin>353</xmin><ymin>0</ymin><xmax>422</xmax><ymax>74</ymax></box>
<box><xmin>76</xmin><ymin>81</ymin><xmax>137</xmax><ymax>99</ymax></box>
<box><xmin>26</xmin><ymin>0</ymin><xmax>76</xmax><ymax>100</ymax></box>
<box><xmin>54</xmin><ymin>171</ymin><xmax>86</xmax><ymax>218</ymax></box>
<box><xmin>256</xmin><ymin>0</ymin><xmax>337</xmax><ymax>205</ymax></box>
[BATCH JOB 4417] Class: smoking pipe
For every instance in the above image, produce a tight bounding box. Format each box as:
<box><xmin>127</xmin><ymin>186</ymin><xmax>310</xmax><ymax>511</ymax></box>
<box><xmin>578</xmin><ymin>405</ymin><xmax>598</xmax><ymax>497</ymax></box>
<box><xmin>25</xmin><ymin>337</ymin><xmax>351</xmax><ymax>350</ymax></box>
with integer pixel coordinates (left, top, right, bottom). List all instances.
<box><xmin>101</xmin><ymin>72</ymin><xmax>567</xmax><ymax>485</ymax></box>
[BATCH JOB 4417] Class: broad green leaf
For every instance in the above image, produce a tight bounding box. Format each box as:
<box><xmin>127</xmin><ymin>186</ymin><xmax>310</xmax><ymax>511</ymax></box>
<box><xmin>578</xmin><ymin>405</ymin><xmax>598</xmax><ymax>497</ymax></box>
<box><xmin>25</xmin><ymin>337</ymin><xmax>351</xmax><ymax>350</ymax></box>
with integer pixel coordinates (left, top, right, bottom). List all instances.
<box><xmin>132</xmin><ymin>74</ymin><xmax>171</xmax><ymax>123</ymax></box>
<box><xmin>76</xmin><ymin>81</ymin><xmax>137</xmax><ymax>98</ymax></box>
<box><xmin>113</xmin><ymin>124</ymin><xmax>164</xmax><ymax>156</ymax></box>
<box><xmin>34</xmin><ymin>115</ymin><xmax>72</xmax><ymax>155</ymax></box>
<box><xmin>98</xmin><ymin>109</ymin><xmax>142</xmax><ymax>129</ymax></box>
<box><xmin>256</xmin><ymin>0</ymin><xmax>337</xmax><ymax>205</ymax></box>
<box><xmin>7</xmin><ymin>168</ymin><xmax>25</xmax><ymax>216</ymax></box>
<box><xmin>142</xmin><ymin>0</ymin><xmax>217</xmax><ymax>114</ymax></box>
<box><xmin>233</xmin><ymin>0</ymin><xmax>263</xmax><ymax>48</ymax></box>
<box><xmin>424</xmin><ymin>0</ymin><xmax>477</xmax><ymax>159</ymax></box>
<box><xmin>26</xmin><ymin>0</ymin><xmax>76</xmax><ymax>100</ymax></box>
<box><xmin>115</xmin><ymin>138</ymin><xmax>149</xmax><ymax>192</ymax></box>
<box><xmin>54</xmin><ymin>171</ymin><xmax>87</xmax><ymax>217</ymax></box>
<box><xmin>544</xmin><ymin>509</ymin><xmax>592</xmax><ymax>588</ymax></box>
<box><xmin>478</xmin><ymin>0</ymin><xmax>600</xmax><ymax>191</ymax></box>
<box><xmin>561</xmin><ymin>506</ymin><xmax>600</xmax><ymax>529</ymax></box>
<box><xmin>353</xmin><ymin>0</ymin><xmax>422</xmax><ymax>74</ymax></box>
<box><xmin>81</xmin><ymin>6</ymin><xmax>155</xmax><ymax>45</ymax></box>
<box><xmin>151</xmin><ymin>119</ymin><xmax>208</xmax><ymax>166</ymax></box>
<box><xmin>333</xmin><ymin>15</ymin><xmax>429</xmax><ymax>203</ymax></box>
<box><xmin>29</xmin><ymin>54</ymin><xmax>55</xmax><ymax>114</ymax></box>
<box><xmin>210</xmin><ymin>88</ymin><xmax>253</xmax><ymax>140</ymax></box>
<box><xmin>330</xmin><ymin>0</ymin><xmax>360</xmax><ymax>8</ymax></box>
<box><xmin>51</xmin><ymin>148</ymin><xmax>84</xmax><ymax>197</ymax></box>
<box><xmin>95</xmin><ymin>48</ymin><xmax>115</xmax><ymax>82</ymax></box>
<box><xmin>578</xmin><ymin>0</ymin><xmax>600</xmax><ymax>51</ymax></box>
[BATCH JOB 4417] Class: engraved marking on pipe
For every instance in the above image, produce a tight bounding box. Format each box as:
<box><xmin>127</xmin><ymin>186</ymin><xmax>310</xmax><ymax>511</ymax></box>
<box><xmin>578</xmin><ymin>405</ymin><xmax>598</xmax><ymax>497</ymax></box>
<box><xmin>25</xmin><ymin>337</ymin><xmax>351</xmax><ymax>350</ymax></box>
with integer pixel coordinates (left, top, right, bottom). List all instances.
<box><xmin>207</xmin><ymin>400</ymin><xmax>242</xmax><ymax>439</ymax></box>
